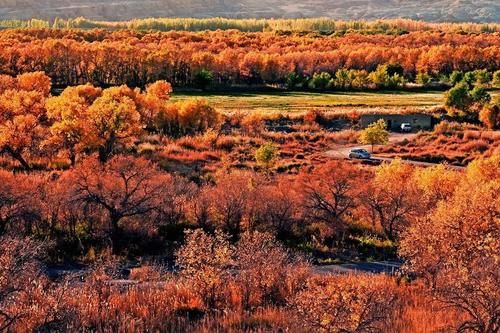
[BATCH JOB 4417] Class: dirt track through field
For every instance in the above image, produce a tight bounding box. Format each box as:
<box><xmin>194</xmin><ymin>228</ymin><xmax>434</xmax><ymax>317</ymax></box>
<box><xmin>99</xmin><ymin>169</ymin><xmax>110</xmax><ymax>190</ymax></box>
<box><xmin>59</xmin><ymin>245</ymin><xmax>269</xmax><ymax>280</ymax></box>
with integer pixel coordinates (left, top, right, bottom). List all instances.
<box><xmin>325</xmin><ymin>133</ymin><xmax>465</xmax><ymax>170</ymax></box>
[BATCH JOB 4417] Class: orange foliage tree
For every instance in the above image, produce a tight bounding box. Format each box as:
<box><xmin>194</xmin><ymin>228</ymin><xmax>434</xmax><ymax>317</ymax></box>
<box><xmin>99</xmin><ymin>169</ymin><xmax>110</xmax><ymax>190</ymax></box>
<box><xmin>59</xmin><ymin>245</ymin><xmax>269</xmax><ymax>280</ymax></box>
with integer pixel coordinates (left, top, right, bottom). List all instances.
<box><xmin>400</xmin><ymin>156</ymin><xmax>500</xmax><ymax>333</ymax></box>
<box><xmin>300</xmin><ymin>161</ymin><xmax>366</xmax><ymax>238</ymax></box>
<box><xmin>61</xmin><ymin>156</ymin><xmax>173</xmax><ymax>251</ymax></box>
<box><xmin>364</xmin><ymin>160</ymin><xmax>419</xmax><ymax>241</ymax></box>
<box><xmin>291</xmin><ymin>275</ymin><xmax>400</xmax><ymax>332</ymax></box>
<box><xmin>0</xmin><ymin>170</ymin><xmax>41</xmax><ymax>235</ymax></box>
<box><xmin>0</xmin><ymin>72</ymin><xmax>51</xmax><ymax>169</ymax></box>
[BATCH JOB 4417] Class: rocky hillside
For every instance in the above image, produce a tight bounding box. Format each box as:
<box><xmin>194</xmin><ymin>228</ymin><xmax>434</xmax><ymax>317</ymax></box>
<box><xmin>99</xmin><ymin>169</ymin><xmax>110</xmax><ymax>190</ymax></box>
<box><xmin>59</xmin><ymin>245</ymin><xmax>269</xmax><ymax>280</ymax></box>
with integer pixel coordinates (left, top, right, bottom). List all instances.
<box><xmin>1</xmin><ymin>0</ymin><xmax>498</xmax><ymax>22</ymax></box>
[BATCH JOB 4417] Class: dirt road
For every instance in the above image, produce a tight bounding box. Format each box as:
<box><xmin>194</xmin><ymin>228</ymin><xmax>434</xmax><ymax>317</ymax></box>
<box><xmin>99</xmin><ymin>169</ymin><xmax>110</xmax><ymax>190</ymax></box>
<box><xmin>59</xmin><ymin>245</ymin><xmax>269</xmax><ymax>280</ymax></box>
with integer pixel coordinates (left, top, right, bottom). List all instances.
<box><xmin>325</xmin><ymin>133</ymin><xmax>464</xmax><ymax>170</ymax></box>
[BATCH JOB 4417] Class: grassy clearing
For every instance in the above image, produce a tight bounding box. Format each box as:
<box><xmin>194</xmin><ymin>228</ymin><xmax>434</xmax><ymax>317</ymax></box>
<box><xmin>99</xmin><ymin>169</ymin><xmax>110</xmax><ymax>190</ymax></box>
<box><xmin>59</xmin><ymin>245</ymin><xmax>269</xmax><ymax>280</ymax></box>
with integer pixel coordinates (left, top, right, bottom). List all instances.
<box><xmin>172</xmin><ymin>90</ymin><xmax>500</xmax><ymax>115</ymax></box>
<box><xmin>170</xmin><ymin>90</ymin><xmax>445</xmax><ymax>114</ymax></box>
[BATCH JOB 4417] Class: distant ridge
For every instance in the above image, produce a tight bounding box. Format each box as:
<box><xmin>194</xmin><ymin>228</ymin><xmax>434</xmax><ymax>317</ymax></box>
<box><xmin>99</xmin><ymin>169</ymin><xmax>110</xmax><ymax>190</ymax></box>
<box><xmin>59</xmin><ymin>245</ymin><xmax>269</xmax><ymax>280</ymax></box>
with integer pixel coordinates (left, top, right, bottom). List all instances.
<box><xmin>0</xmin><ymin>0</ymin><xmax>498</xmax><ymax>23</ymax></box>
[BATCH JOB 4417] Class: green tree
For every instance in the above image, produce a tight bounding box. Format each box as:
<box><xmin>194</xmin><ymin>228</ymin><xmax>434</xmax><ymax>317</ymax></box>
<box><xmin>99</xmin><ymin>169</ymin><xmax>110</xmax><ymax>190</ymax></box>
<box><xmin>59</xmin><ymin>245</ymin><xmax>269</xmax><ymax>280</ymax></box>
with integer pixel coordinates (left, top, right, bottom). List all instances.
<box><xmin>445</xmin><ymin>82</ymin><xmax>491</xmax><ymax>116</ymax></box>
<box><xmin>386</xmin><ymin>63</ymin><xmax>404</xmax><ymax>77</ymax></box>
<box><xmin>255</xmin><ymin>142</ymin><xmax>279</xmax><ymax>168</ymax></box>
<box><xmin>359</xmin><ymin>119</ymin><xmax>389</xmax><ymax>152</ymax></box>
<box><xmin>368</xmin><ymin>65</ymin><xmax>390</xmax><ymax>89</ymax></box>
<box><xmin>308</xmin><ymin>72</ymin><xmax>331</xmax><ymax>90</ymax></box>
<box><xmin>462</xmin><ymin>71</ymin><xmax>476</xmax><ymax>87</ymax></box>
<box><xmin>285</xmin><ymin>72</ymin><xmax>302</xmax><ymax>90</ymax></box>
<box><xmin>449</xmin><ymin>71</ymin><xmax>464</xmax><ymax>85</ymax></box>
<box><xmin>470</xmin><ymin>86</ymin><xmax>491</xmax><ymax>104</ymax></box>
<box><xmin>473</xmin><ymin>69</ymin><xmax>492</xmax><ymax>86</ymax></box>
<box><xmin>493</xmin><ymin>70</ymin><xmax>500</xmax><ymax>87</ymax></box>
<box><xmin>416</xmin><ymin>72</ymin><xmax>431</xmax><ymax>86</ymax></box>
<box><xmin>445</xmin><ymin>82</ymin><xmax>472</xmax><ymax>111</ymax></box>
<box><xmin>193</xmin><ymin>69</ymin><xmax>214</xmax><ymax>91</ymax></box>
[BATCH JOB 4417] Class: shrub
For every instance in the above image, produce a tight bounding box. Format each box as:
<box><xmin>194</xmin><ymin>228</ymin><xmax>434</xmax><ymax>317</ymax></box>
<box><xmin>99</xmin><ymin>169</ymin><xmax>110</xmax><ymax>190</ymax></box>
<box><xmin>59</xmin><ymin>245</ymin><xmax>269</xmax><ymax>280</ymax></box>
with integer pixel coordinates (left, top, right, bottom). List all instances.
<box><xmin>308</xmin><ymin>72</ymin><xmax>332</xmax><ymax>90</ymax></box>
<box><xmin>416</xmin><ymin>72</ymin><xmax>431</xmax><ymax>86</ymax></box>
<box><xmin>255</xmin><ymin>142</ymin><xmax>279</xmax><ymax>168</ymax></box>
<box><xmin>291</xmin><ymin>275</ymin><xmax>400</xmax><ymax>332</ymax></box>
<box><xmin>241</xmin><ymin>113</ymin><xmax>266</xmax><ymax>136</ymax></box>
<box><xmin>193</xmin><ymin>69</ymin><xmax>214</xmax><ymax>90</ymax></box>
<box><xmin>303</xmin><ymin>109</ymin><xmax>325</xmax><ymax>125</ymax></box>
<box><xmin>433</xmin><ymin>121</ymin><xmax>464</xmax><ymax>135</ymax></box>
<box><xmin>479</xmin><ymin>103</ymin><xmax>499</xmax><ymax>129</ymax></box>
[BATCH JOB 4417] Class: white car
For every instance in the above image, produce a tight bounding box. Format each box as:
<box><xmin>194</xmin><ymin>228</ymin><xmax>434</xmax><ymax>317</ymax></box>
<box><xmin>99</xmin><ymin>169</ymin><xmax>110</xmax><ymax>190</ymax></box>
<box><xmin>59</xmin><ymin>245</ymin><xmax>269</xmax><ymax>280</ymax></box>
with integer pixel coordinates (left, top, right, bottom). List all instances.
<box><xmin>349</xmin><ymin>149</ymin><xmax>371</xmax><ymax>160</ymax></box>
<box><xmin>400</xmin><ymin>123</ymin><xmax>412</xmax><ymax>132</ymax></box>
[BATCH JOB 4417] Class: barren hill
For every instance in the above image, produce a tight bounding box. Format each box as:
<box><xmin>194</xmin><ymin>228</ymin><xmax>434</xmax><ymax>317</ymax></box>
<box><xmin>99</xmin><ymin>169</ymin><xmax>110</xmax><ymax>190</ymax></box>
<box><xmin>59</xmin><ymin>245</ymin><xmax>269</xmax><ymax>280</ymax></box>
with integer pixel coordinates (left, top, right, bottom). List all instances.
<box><xmin>0</xmin><ymin>0</ymin><xmax>498</xmax><ymax>22</ymax></box>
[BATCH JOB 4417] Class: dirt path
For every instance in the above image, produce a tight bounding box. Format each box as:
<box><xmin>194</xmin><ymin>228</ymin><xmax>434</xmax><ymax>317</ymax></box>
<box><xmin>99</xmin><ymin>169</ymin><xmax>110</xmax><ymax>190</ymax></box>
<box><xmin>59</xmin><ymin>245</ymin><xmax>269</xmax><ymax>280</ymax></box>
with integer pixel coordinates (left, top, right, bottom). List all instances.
<box><xmin>325</xmin><ymin>132</ymin><xmax>464</xmax><ymax>170</ymax></box>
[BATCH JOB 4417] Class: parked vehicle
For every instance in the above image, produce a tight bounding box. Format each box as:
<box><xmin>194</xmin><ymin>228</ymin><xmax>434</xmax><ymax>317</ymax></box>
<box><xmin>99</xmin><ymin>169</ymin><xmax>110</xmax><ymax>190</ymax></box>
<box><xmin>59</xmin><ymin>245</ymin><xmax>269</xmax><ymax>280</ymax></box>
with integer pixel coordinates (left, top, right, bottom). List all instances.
<box><xmin>349</xmin><ymin>148</ymin><xmax>371</xmax><ymax>160</ymax></box>
<box><xmin>400</xmin><ymin>123</ymin><xmax>412</xmax><ymax>132</ymax></box>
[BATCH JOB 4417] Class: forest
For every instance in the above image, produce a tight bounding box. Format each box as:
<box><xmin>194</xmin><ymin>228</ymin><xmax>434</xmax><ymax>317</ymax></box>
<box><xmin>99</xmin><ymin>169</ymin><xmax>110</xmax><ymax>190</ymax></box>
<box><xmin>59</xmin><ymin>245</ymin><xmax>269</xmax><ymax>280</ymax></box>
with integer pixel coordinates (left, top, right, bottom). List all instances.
<box><xmin>0</xmin><ymin>28</ymin><xmax>498</xmax><ymax>89</ymax></box>
<box><xmin>0</xmin><ymin>17</ymin><xmax>499</xmax><ymax>333</ymax></box>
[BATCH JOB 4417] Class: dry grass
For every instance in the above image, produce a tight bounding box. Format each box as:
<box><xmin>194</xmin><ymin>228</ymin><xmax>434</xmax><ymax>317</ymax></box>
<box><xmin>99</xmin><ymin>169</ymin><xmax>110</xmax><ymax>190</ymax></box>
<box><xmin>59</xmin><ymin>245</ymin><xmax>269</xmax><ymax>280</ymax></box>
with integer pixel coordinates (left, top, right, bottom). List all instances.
<box><xmin>171</xmin><ymin>91</ymin><xmax>463</xmax><ymax>115</ymax></box>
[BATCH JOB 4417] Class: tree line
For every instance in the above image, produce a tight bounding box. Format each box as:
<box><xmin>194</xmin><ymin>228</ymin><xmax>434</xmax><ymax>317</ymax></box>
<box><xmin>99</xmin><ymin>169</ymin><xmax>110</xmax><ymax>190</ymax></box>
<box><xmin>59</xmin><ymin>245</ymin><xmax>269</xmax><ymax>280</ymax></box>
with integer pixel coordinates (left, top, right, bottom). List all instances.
<box><xmin>1</xmin><ymin>17</ymin><xmax>499</xmax><ymax>33</ymax></box>
<box><xmin>0</xmin><ymin>29</ymin><xmax>498</xmax><ymax>89</ymax></box>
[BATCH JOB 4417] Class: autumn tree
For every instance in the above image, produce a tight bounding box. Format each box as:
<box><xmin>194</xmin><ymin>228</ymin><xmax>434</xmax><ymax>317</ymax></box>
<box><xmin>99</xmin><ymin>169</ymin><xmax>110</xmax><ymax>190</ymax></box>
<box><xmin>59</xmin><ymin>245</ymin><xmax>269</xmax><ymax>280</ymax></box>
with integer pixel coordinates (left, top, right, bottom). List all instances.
<box><xmin>365</xmin><ymin>159</ymin><xmax>418</xmax><ymax>241</ymax></box>
<box><xmin>176</xmin><ymin>229</ymin><xmax>234</xmax><ymax>309</ymax></box>
<box><xmin>80</xmin><ymin>86</ymin><xmax>142</xmax><ymax>162</ymax></box>
<box><xmin>0</xmin><ymin>171</ymin><xmax>41</xmax><ymax>235</ymax></box>
<box><xmin>291</xmin><ymin>275</ymin><xmax>399</xmax><ymax>333</ymax></box>
<box><xmin>15</xmin><ymin>72</ymin><xmax>52</xmax><ymax>96</ymax></box>
<box><xmin>155</xmin><ymin>99</ymin><xmax>220</xmax><ymax>137</ymax></box>
<box><xmin>359</xmin><ymin>119</ymin><xmax>389</xmax><ymax>152</ymax></box>
<box><xmin>0</xmin><ymin>76</ymin><xmax>49</xmax><ymax>169</ymax></box>
<box><xmin>140</xmin><ymin>80</ymin><xmax>172</xmax><ymax>130</ymax></box>
<box><xmin>248</xmin><ymin>179</ymin><xmax>299</xmax><ymax>238</ymax></box>
<box><xmin>45</xmin><ymin>85</ymin><xmax>103</xmax><ymax>165</ymax></box>
<box><xmin>62</xmin><ymin>155</ymin><xmax>173</xmax><ymax>251</ymax></box>
<box><xmin>301</xmin><ymin>161</ymin><xmax>365</xmax><ymax>239</ymax></box>
<box><xmin>207</xmin><ymin>171</ymin><xmax>257</xmax><ymax>236</ymax></box>
<box><xmin>413</xmin><ymin>164</ymin><xmax>460</xmax><ymax>211</ymax></box>
<box><xmin>400</xmin><ymin>156</ymin><xmax>499</xmax><ymax>333</ymax></box>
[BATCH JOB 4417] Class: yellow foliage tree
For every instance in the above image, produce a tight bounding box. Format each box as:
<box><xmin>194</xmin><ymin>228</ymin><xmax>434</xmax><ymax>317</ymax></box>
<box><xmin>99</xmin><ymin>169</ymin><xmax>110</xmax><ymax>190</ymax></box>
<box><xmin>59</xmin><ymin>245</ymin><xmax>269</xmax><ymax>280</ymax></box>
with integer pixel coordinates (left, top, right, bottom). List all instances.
<box><xmin>84</xmin><ymin>87</ymin><xmax>142</xmax><ymax>162</ymax></box>
<box><xmin>400</xmin><ymin>156</ymin><xmax>499</xmax><ymax>332</ymax></box>
<box><xmin>359</xmin><ymin>119</ymin><xmax>389</xmax><ymax>152</ymax></box>
<box><xmin>45</xmin><ymin>85</ymin><xmax>103</xmax><ymax>164</ymax></box>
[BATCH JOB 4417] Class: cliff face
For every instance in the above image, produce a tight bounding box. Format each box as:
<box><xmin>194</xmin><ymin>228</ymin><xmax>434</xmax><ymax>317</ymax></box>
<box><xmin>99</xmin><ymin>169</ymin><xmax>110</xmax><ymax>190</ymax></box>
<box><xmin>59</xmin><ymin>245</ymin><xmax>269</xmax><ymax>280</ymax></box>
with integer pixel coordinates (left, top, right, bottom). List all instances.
<box><xmin>0</xmin><ymin>0</ymin><xmax>498</xmax><ymax>22</ymax></box>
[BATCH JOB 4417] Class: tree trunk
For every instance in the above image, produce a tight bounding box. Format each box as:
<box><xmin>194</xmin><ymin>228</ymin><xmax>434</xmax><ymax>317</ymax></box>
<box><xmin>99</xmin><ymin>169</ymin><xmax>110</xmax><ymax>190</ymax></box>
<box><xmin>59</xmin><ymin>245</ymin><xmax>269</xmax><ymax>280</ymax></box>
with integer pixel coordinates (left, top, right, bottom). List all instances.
<box><xmin>109</xmin><ymin>213</ymin><xmax>122</xmax><ymax>253</ymax></box>
<box><xmin>4</xmin><ymin>146</ymin><xmax>31</xmax><ymax>171</ymax></box>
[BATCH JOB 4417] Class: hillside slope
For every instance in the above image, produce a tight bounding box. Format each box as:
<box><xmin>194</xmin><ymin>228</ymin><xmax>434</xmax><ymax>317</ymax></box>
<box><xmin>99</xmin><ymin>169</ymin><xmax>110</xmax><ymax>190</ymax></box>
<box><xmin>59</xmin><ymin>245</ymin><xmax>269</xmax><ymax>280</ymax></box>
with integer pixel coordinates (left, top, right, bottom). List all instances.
<box><xmin>0</xmin><ymin>0</ymin><xmax>498</xmax><ymax>22</ymax></box>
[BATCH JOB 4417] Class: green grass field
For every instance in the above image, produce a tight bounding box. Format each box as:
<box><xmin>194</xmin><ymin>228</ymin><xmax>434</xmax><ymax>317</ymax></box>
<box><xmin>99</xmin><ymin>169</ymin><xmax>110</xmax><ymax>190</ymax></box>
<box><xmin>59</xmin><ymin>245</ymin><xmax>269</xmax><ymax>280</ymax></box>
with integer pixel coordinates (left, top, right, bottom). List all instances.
<box><xmin>171</xmin><ymin>90</ymin><xmax>499</xmax><ymax>114</ymax></box>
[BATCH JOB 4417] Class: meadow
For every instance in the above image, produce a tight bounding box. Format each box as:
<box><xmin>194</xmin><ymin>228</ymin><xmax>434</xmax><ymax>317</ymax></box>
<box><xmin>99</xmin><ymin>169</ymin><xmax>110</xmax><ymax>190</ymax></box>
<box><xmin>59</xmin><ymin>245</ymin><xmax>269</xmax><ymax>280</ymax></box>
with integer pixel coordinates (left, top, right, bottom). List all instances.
<box><xmin>171</xmin><ymin>90</ymin><xmax>499</xmax><ymax>114</ymax></box>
